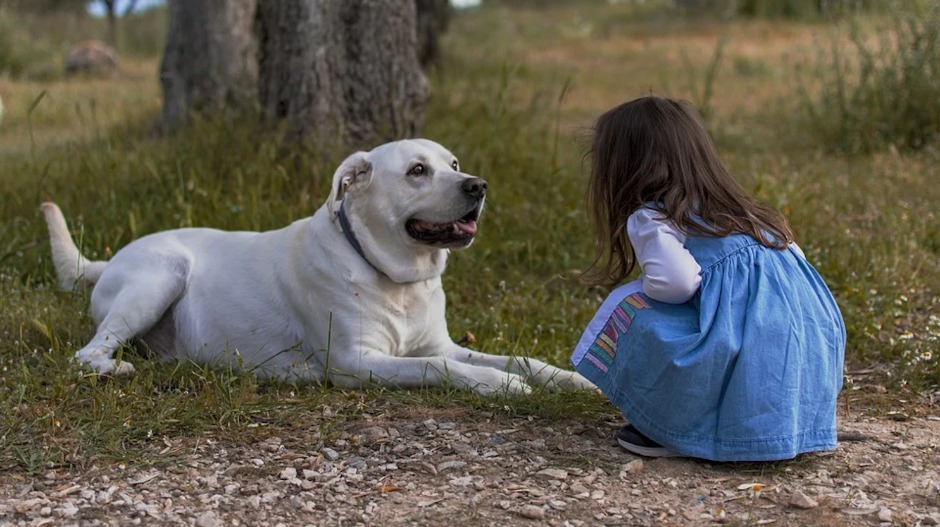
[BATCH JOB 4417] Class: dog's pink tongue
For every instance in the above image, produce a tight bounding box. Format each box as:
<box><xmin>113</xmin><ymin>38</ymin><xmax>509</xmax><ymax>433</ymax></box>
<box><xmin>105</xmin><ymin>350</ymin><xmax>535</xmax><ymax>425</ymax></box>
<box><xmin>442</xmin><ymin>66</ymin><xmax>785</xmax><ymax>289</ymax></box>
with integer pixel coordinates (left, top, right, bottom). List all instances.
<box><xmin>456</xmin><ymin>220</ymin><xmax>477</xmax><ymax>235</ymax></box>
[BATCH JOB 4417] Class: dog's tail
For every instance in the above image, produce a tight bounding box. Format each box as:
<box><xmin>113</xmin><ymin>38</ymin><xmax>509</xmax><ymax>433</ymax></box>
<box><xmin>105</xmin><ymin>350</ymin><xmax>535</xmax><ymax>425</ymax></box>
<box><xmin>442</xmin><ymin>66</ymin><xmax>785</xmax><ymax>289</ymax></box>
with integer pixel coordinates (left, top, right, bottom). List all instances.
<box><xmin>40</xmin><ymin>202</ymin><xmax>108</xmax><ymax>290</ymax></box>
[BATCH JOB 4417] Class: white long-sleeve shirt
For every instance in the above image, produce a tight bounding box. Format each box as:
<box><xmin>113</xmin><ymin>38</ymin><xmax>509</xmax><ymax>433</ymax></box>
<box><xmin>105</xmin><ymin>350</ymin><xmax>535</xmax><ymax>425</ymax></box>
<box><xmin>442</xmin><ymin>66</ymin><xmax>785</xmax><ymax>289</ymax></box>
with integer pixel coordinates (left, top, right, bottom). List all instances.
<box><xmin>626</xmin><ymin>208</ymin><xmax>702</xmax><ymax>304</ymax></box>
<box><xmin>627</xmin><ymin>208</ymin><xmax>806</xmax><ymax>304</ymax></box>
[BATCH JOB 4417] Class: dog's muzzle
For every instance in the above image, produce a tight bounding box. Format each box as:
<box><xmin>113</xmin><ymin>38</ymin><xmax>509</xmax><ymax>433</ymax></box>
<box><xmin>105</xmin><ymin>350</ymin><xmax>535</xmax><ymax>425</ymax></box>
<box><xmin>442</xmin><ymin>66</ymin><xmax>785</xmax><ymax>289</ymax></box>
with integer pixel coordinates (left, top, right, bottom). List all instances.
<box><xmin>406</xmin><ymin>177</ymin><xmax>487</xmax><ymax>249</ymax></box>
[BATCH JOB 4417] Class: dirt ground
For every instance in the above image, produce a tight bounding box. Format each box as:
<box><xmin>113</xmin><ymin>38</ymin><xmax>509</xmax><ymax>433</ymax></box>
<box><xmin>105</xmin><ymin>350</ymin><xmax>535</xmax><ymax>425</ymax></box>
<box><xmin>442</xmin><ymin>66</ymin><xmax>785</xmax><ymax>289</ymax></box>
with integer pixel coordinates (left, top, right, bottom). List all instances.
<box><xmin>1</xmin><ymin>392</ymin><xmax>938</xmax><ymax>527</ymax></box>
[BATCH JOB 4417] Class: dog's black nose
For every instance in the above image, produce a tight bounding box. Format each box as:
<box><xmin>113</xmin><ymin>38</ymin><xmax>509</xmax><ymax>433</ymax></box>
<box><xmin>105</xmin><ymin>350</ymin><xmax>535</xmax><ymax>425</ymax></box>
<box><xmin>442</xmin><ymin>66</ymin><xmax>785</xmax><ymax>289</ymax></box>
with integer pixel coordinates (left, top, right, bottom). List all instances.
<box><xmin>462</xmin><ymin>177</ymin><xmax>487</xmax><ymax>199</ymax></box>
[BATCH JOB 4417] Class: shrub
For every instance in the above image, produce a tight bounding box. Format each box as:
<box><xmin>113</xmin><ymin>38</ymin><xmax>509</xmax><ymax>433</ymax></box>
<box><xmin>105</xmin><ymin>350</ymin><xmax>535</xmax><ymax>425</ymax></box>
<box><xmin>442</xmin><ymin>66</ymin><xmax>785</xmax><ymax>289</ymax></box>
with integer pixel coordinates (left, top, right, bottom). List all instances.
<box><xmin>0</xmin><ymin>9</ymin><xmax>63</xmax><ymax>80</ymax></box>
<box><xmin>798</xmin><ymin>2</ymin><xmax>940</xmax><ymax>152</ymax></box>
<box><xmin>0</xmin><ymin>9</ymin><xmax>31</xmax><ymax>77</ymax></box>
<box><xmin>674</xmin><ymin>0</ymin><xmax>882</xmax><ymax>19</ymax></box>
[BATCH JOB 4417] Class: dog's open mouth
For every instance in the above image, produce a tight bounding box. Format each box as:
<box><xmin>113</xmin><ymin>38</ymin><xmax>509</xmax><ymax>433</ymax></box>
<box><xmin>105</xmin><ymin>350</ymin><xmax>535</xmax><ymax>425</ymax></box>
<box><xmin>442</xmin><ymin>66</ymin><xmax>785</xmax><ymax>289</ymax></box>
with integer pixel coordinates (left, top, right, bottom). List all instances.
<box><xmin>406</xmin><ymin>207</ymin><xmax>481</xmax><ymax>248</ymax></box>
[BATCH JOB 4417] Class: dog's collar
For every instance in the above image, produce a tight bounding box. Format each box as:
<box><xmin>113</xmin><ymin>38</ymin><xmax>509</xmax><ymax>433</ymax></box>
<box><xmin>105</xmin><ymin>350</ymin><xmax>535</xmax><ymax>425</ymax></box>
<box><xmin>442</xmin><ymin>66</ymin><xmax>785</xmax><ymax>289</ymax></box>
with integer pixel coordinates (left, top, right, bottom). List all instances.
<box><xmin>336</xmin><ymin>201</ymin><xmax>380</xmax><ymax>273</ymax></box>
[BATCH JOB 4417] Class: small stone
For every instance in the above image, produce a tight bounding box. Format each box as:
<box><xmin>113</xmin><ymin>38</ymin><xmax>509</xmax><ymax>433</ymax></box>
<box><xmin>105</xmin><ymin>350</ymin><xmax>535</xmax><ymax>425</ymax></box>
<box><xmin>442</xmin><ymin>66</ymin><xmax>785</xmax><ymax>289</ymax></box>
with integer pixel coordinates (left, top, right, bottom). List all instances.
<box><xmin>518</xmin><ymin>504</ymin><xmax>546</xmax><ymax>520</ymax></box>
<box><xmin>536</xmin><ymin>468</ymin><xmax>568</xmax><ymax>480</ymax></box>
<box><xmin>437</xmin><ymin>460</ymin><xmax>467</xmax><ymax>473</ymax></box>
<box><xmin>789</xmin><ymin>490</ymin><xmax>818</xmax><ymax>509</ymax></box>
<box><xmin>345</xmin><ymin>456</ymin><xmax>367</xmax><ymax>470</ymax></box>
<box><xmin>196</xmin><ymin>511</ymin><xmax>220</xmax><ymax>527</ymax></box>
<box><xmin>59</xmin><ymin>502</ymin><xmax>79</xmax><ymax>517</ymax></box>
<box><xmin>15</xmin><ymin>499</ymin><xmax>42</xmax><ymax>514</ymax></box>
<box><xmin>280</xmin><ymin>467</ymin><xmax>297</xmax><ymax>480</ymax></box>
<box><xmin>321</xmin><ymin>448</ymin><xmax>340</xmax><ymax>461</ymax></box>
<box><xmin>451</xmin><ymin>443</ymin><xmax>474</xmax><ymax>455</ymax></box>
<box><xmin>620</xmin><ymin>459</ymin><xmax>644</xmax><ymax>475</ymax></box>
<box><xmin>570</xmin><ymin>482</ymin><xmax>589</xmax><ymax>494</ymax></box>
<box><xmin>449</xmin><ymin>476</ymin><xmax>474</xmax><ymax>486</ymax></box>
<box><xmin>877</xmin><ymin>508</ymin><xmax>892</xmax><ymax>522</ymax></box>
<box><xmin>358</xmin><ymin>426</ymin><xmax>389</xmax><ymax>444</ymax></box>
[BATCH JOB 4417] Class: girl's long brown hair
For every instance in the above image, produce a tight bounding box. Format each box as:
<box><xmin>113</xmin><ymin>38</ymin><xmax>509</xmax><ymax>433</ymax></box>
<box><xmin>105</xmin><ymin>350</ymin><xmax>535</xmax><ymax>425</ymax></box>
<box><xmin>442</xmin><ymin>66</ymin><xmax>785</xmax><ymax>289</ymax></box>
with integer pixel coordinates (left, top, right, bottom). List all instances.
<box><xmin>583</xmin><ymin>96</ymin><xmax>794</xmax><ymax>288</ymax></box>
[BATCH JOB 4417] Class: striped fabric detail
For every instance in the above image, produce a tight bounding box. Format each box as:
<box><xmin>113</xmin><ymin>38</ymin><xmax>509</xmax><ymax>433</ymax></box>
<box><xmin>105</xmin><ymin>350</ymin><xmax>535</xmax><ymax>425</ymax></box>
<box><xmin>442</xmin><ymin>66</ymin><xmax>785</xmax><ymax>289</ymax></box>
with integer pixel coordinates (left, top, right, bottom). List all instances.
<box><xmin>583</xmin><ymin>293</ymin><xmax>651</xmax><ymax>372</ymax></box>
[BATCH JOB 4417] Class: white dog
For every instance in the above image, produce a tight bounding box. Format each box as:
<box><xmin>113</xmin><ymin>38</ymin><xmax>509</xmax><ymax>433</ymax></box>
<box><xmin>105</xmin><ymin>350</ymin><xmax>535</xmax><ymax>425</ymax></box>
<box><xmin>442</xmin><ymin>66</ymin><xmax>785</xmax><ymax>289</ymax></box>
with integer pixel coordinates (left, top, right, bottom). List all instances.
<box><xmin>42</xmin><ymin>139</ymin><xmax>593</xmax><ymax>395</ymax></box>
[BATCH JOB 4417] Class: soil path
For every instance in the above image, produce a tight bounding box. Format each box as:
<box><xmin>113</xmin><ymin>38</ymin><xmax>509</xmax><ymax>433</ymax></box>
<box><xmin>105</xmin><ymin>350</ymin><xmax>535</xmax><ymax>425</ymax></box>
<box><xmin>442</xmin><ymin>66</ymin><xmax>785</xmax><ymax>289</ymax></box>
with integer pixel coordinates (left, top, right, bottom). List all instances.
<box><xmin>2</xmin><ymin>397</ymin><xmax>938</xmax><ymax>527</ymax></box>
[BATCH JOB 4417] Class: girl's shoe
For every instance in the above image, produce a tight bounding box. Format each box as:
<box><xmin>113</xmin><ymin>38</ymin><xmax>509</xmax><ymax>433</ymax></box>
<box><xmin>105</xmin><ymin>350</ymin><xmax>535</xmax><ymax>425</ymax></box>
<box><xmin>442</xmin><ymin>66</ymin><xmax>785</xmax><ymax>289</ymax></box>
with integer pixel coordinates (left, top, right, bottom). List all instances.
<box><xmin>616</xmin><ymin>424</ymin><xmax>683</xmax><ymax>458</ymax></box>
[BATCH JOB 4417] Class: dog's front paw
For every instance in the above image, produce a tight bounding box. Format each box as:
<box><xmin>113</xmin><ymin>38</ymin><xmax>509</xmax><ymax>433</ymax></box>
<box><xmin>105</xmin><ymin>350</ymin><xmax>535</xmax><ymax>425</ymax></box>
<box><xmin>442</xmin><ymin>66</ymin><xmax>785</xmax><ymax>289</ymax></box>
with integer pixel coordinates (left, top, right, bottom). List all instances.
<box><xmin>75</xmin><ymin>352</ymin><xmax>136</xmax><ymax>378</ymax></box>
<box><xmin>108</xmin><ymin>360</ymin><xmax>136</xmax><ymax>378</ymax></box>
<box><xmin>473</xmin><ymin>373</ymin><xmax>532</xmax><ymax>396</ymax></box>
<box><xmin>544</xmin><ymin>371</ymin><xmax>598</xmax><ymax>392</ymax></box>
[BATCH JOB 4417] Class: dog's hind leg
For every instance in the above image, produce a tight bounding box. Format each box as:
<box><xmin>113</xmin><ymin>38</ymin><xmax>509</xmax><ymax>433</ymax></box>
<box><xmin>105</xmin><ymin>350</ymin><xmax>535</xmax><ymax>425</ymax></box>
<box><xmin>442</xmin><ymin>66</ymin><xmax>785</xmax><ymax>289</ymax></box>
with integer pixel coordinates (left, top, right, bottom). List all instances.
<box><xmin>76</xmin><ymin>268</ymin><xmax>186</xmax><ymax>376</ymax></box>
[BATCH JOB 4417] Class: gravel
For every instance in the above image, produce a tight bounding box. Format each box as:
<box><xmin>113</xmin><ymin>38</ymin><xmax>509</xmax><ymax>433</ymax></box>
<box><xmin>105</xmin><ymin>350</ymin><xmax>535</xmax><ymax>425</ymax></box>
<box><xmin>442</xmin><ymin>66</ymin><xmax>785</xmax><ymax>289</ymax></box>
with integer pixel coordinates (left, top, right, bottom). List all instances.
<box><xmin>1</xmin><ymin>403</ymin><xmax>938</xmax><ymax>526</ymax></box>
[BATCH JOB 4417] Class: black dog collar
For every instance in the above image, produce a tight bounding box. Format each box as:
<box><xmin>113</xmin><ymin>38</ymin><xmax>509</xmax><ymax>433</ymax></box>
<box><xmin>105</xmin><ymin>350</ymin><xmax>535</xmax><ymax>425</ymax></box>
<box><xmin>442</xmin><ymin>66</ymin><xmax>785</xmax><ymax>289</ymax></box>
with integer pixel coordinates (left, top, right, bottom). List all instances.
<box><xmin>336</xmin><ymin>201</ymin><xmax>380</xmax><ymax>273</ymax></box>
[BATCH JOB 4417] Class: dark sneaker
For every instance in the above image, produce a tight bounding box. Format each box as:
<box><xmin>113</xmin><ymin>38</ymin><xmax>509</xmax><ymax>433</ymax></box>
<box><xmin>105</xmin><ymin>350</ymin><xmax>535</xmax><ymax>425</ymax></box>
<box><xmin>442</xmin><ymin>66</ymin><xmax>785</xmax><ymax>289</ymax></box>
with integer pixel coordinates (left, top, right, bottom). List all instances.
<box><xmin>616</xmin><ymin>424</ymin><xmax>683</xmax><ymax>458</ymax></box>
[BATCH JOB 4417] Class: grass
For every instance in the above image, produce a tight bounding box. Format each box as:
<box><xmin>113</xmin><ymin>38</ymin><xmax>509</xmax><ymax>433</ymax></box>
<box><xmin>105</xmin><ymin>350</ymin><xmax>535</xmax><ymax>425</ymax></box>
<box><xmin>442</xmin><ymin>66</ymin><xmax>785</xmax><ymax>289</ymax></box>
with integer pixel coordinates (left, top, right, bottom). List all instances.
<box><xmin>1</xmin><ymin>1</ymin><xmax>938</xmax><ymax>474</ymax></box>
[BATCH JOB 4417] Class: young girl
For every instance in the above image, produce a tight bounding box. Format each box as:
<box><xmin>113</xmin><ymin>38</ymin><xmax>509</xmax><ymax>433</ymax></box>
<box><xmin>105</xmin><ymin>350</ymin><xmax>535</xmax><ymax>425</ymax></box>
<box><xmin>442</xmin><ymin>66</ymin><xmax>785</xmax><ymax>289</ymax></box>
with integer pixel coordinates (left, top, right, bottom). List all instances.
<box><xmin>572</xmin><ymin>96</ymin><xmax>846</xmax><ymax>461</ymax></box>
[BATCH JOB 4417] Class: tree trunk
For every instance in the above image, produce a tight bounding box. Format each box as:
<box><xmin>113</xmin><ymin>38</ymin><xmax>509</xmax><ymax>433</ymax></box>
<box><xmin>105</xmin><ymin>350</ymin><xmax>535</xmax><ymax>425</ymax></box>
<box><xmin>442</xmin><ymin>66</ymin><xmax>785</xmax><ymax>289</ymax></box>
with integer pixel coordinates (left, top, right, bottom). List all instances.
<box><xmin>159</xmin><ymin>0</ymin><xmax>259</xmax><ymax>130</ymax></box>
<box><xmin>103</xmin><ymin>0</ymin><xmax>118</xmax><ymax>46</ymax></box>
<box><xmin>257</xmin><ymin>0</ymin><xmax>429</xmax><ymax>149</ymax></box>
<box><xmin>416</xmin><ymin>0</ymin><xmax>451</xmax><ymax>68</ymax></box>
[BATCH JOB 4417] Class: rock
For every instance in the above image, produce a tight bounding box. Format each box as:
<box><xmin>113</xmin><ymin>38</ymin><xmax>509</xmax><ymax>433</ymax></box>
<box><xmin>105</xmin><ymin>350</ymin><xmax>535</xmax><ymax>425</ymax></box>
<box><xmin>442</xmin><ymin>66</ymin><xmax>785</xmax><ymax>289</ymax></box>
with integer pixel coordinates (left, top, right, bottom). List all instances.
<box><xmin>789</xmin><ymin>490</ymin><xmax>819</xmax><ymax>509</ymax></box>
<box><xmin>14</xmin><ymin>499</ymin><xmax>43</xmax><ymax>514</ymax></box>
<box><xmin>536</xmin><ymin>468</ymin><xmax>568</xmax><ymax>480</ymax></box>
<box><xmin>279</xmin><ymin>467</ymin><xmax>297</xmax><ymax>481</ymax></box>
<box><xmin>195</xmin><ymin>511</ymin><xmax>220</xmax><ymax>527</ymax></box>
<box><xmin>877</xmin><ymin>508</ymin><xmax>892</xmax><ymax>522</ymax></box>
<box><xmin>518</xmin><ymin>504</ymin><xmax>546</xmax><ymax>520</ymax></box>
<box><xmin>357</xmin><ymin>426</ymin><xmax>389</xmax><ymax>444</ymax></box>
<box><xmin>58</xmin><ymin>501</ymin><xmax>79</xmax><ymax>517</ymax></box>
<box><xmin>620</xmin><ymin>459</ymin><xmax>644</xmax><ymax>475</ymax></box>
<box><xmin>436</xmin><ymin>460</ymin><xmax>467</xmax><ymax>473</ymax></box>
<box><xmin>570</xmin><ymin>482</ymin><xmax>589</xmax><ymax>495</ymax></box>
<box><xmin>65</xmin><ymin>40</ymin><xmax>119</xmax><ymax>76</ymax></box>
<box><xmin>321</xmin><ymin>447</ymin><xmax>340</xmax><ymax>461</ymax></box>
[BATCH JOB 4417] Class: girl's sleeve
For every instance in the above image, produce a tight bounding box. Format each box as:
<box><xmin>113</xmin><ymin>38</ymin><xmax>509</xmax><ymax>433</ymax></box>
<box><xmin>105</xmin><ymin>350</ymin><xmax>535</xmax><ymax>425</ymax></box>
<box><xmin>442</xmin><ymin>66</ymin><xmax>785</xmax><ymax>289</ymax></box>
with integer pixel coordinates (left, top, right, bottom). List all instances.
<box><xmin>627</xmin><ymin>208</ymin><xmax>702</xmax><ymax>304</ymax></box>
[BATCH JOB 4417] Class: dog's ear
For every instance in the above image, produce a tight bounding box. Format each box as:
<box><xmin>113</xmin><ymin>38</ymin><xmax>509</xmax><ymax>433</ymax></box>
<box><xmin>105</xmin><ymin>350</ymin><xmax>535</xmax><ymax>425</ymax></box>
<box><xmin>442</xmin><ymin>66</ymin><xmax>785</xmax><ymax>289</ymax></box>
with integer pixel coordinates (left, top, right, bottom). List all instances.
<box><xmin>327</xmin><ymin>151</ymin><xmax>373</xmax><ymax>215</ymax></box>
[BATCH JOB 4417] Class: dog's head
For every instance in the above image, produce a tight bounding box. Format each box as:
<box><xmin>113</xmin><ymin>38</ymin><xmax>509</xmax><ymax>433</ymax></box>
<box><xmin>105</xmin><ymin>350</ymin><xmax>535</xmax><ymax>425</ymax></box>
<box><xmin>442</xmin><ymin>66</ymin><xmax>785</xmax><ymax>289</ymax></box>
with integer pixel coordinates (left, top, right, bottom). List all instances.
<box><xmin>326</xmin><ymin>139</ymin><xmax>487</xmax><ymax>282</ymax></box>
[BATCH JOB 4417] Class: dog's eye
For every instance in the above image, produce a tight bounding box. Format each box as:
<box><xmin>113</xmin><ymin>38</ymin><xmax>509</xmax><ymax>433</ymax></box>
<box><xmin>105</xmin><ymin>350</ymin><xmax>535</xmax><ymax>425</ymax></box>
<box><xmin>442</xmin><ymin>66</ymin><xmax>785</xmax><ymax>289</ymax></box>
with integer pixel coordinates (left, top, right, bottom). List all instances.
<box><xmin>408</xmin><ymin>163</ymin><xmax>426</xmax><ymax>176</ymax></box>
<box><xmin>451</xmin><ymin>160</ymin><xmax>459</xmax><ymax>170</ymax></box>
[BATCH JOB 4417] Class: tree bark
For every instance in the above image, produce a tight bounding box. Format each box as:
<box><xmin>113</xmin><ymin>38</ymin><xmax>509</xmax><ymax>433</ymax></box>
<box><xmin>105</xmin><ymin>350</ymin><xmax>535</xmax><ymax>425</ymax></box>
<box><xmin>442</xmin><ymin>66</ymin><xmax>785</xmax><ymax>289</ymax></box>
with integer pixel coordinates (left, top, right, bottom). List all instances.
<box><xmin>159</xmin><ymin>0</ymin><xmax>259</xmax><ymax>130</ymax></box>
<box><xmin>257</xmin><ymin>0</ymin><xmax>429</xmax><ymax>149</ymax></box>
<box><xmin>102</xmin><ymin>0</ymin><xmax>117</xmax><ymax>46</ymax></box>
<box><xmin>416</xmin><ymin>0</ymin><xmax>451</xmax><ymax>68</ymax></box>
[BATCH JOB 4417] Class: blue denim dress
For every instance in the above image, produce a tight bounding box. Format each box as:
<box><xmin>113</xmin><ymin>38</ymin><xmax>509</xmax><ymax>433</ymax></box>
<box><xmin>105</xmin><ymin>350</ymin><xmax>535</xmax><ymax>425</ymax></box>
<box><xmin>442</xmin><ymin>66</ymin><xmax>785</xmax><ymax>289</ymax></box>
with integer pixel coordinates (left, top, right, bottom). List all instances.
<box><xmin>572</xmin><ymin>232</ymin><xmax>846</xmax><ymax>461</ymax></box>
